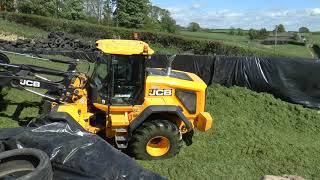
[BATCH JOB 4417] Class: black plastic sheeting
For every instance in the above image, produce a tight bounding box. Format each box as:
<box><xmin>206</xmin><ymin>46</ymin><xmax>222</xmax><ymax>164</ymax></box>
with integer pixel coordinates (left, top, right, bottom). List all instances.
<box><xmin>151</xmin><ymin>55</ymin><xmax>320</xmax><ymax>109</ymax></box>
<box><xmin>150</xmin><ymin>55</ymin><xmax>215</xmax><ymax>85</ymax></box>
<box><xmin>0</xmin><ymin>123</ymin><xmax>165</xmax><ymax>180</ymax></box>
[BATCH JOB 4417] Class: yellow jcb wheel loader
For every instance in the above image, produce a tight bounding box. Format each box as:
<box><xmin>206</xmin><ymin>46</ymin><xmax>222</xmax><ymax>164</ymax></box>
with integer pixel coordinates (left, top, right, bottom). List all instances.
<box><xmin>0</xmin><ymin>40</ymin><xmax>213</xmax><ymax>160</ymax></box>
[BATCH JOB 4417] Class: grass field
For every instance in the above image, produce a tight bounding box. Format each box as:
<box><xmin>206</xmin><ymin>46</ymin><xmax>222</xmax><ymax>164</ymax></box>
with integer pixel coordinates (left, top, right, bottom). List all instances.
<box><xmin>0</xmin><ymin>19</ymin><xmax>47</xmax><ymax>39</ymax></box>
<box><xmin>180</xmin><ymin>30</ymin><xmax>314</xmax><ymax>58</ymax></box>
<box><xmin>311</xmin><ymin>33</ymin><xmax>320</xmax><ymax>44</ymax></box>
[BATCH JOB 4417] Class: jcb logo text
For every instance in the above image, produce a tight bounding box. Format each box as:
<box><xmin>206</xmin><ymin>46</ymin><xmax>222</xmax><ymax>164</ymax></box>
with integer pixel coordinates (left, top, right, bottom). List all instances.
<box><xmin>20</xmin><ymin>79</ymin><xmax>41</xmax><ymax>88</ymax></box>
<box><xmin>149</xmin><ymin>89</ymin><xmax>172</xmax><ymax>96</ymax></box>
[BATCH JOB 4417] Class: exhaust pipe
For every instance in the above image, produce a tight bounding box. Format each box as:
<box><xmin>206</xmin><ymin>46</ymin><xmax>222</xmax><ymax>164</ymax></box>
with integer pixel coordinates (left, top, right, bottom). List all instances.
<box><xmin>166</xmin><ymin>55</ymin><xmax>176</xmax><ymax>76</ymax></box>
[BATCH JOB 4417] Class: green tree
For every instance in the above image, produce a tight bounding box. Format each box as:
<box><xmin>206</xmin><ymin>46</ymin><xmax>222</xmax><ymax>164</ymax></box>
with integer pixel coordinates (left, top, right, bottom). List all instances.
<box><xmin>248</xmin><ymin>29</ymin><xmax>257</xmax><ymax>40</ymax></box>
<box><xmin>59</xmin><ymin>0</ymin><xmax>85</xmax><ymax>20</ymax></box>
<box><xmin>188</xmin><ymin>22</ymin><xmax>201</xmax><ymax>32</ymax></box>
<box><xmin>229</xmin><ymin>27</ymin><xmax>236</xmax><ymax>35</ymax></box>
<box><xmin>160</xmin><ymin>13</ymin><xmax>177</xmax><ymax>33</ymax></box>
<box><xmin>115</xmin><ymin>0</ymin><xmax>150</xmax><ymax>28</ymax></box>
<box><xmin>17</xmin><ymin>0</ymin><xmax>56</xmax><ymax>16</ymax></box>
<box><xmin>258</xmin><ymin>28</ymin><xmax>268</xmax><ymax>38</ymax></box>
<box><xmin>237</xmin><ymin>28</ymin><xmax>245</xmax><ymax>36</ymax></box>
<box><xmin>149</xmin><ymin>5</ymin><xmax>164</xmax><ymax>21</ymax></box>
<box><xmin>144</xmin><ymin>5</ymin><xmax>177</xmax><ymax>32</ymax></box>
<box><xmin>299</xmin><ymin>27</ymin><xmax>310</xmax><ymax>33</ymax></box>
<box><xmin>276</xmin><ymin>24</ymin><xmax>286</xmax><ymax>33</ymax></box>
<box><xmin>143</xmin><ymin>5</ymin><xmax>160</xmax><ymax>30</ymax></box>
<box><xmin>143</xmin><ymin>15</ymin><xmax>160</xmax><ymax>30</ymax></box>
<box><xmin>15</xmin><ymin>0</ymin><xmax>85</xmax><ymax>20</ymax></box>
<box><xmin>102</xmin><ymin>0</ymin><xmax>113</xmax><ymax>25</ymax></box>
<box><xmin>0</xmin><ymin>0</ymin><xmax>15</xmax><ymax>12</ymax></box>
<box><xmin>249</xmin><ymin>28</ymin><xmax>269</xmax><ymax>39</ymax></box>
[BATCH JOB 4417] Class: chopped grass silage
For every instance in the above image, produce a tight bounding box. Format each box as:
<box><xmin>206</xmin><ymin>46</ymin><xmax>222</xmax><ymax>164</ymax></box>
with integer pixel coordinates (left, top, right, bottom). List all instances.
<box><xmin>139</xmin><ymin>85</ymin><xmax>320</xmax><ymax>179</ymax></box>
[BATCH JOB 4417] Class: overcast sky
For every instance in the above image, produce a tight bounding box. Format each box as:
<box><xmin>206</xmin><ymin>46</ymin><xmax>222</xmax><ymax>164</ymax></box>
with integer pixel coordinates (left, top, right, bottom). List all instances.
<box><xmin>151</xmin><ymin>0</ymin><xmax>320</xmax><ymax>31</ymax></box>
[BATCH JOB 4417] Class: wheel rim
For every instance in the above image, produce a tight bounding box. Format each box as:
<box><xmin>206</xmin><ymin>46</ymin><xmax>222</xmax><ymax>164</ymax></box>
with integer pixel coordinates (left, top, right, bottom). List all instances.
<box><xmin>146</xmin><ymin>136</ymin><xmax>170</xmax><ymax>157</ymax></box>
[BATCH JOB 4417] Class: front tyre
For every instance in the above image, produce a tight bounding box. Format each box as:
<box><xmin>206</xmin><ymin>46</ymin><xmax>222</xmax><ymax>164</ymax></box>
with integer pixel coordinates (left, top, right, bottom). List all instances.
<box><xmin>129</xmin><ymin>120</ymin><xmax>182</xmax><ymax>160</ymax></box>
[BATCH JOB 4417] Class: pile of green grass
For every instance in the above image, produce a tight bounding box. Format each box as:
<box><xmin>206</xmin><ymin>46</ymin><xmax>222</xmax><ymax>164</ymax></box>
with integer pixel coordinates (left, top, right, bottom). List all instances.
<box><xmin>139</xmin><ymin>85</ymin><xmax>320</xmax><ymax>179</ymax></box>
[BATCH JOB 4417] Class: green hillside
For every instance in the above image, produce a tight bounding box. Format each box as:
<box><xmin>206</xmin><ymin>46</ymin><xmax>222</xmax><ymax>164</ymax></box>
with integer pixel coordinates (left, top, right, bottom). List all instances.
<box><xmin>0</xmin><ymin>18</ymin><xmax>47</xmax><ymax>38</ymax></box>
<box><xmin>180</xmin><ymin>30</ymin><xmax>314</xmax><ymax>59</ymax></box>
<box><xmin>311</xmin><ymin>33</ymin><xmax>320</xmax><ymax>44</ymax></box>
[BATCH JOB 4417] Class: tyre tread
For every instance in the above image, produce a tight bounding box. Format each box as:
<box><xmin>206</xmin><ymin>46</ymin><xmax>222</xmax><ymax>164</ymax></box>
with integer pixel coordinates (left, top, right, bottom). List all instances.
<box><xmin>130</xmin><ymin>120</ymin><xmax>182</xmax><ymax>160</ymax></box>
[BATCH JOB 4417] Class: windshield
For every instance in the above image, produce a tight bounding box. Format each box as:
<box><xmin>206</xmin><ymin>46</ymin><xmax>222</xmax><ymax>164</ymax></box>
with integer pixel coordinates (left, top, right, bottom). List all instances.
<box><xmin>91</xmin><ymin>54</ymin><xmax>146</xmax><ymax>105</ymax></box>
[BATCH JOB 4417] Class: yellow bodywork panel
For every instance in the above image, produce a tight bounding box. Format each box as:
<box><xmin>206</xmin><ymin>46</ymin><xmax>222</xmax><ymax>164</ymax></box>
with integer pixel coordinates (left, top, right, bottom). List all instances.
<box><xmin>56</xmin><ymin>88</ymin><xmax>99</xmax><ymax>134</ymax></box>
<box><xmin>110</xmin><ymin>113</ymin><xmax>130</xmax><ymax>127</ymax></box>
<box><xmin>195</xmin><ymin>112</ymin><xmax>213</xmax><ymax>132</ymax></box>
<box><xmin>96</xmin><ymin>39</ymin><xmax>154</xmax><ymax>55</ymax></box>
<box><xmin>145</xmin><ymin>70</ymin><xmax>207</xmax><ymax>115</ymax></box>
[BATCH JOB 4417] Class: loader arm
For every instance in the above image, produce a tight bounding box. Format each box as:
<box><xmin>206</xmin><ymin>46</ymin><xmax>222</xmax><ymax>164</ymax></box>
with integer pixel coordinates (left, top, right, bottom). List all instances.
<box><xmin>0</xmin><ymin>71</ymin><xmax>70</xmax><ymax>102</ymax></box>
<box><xmin>0</xmin><ymin>54</ymin><xmax>77</xmax><ymax>103</ymax></box>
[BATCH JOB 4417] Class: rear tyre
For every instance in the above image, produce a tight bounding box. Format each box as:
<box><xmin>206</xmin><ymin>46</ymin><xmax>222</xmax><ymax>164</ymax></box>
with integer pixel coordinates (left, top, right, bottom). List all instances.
<box><xmin>0</xmin><ymin>148</ymin><xmax>53</xmax><ymax>180</ymax></box>
<box><xmin>129</xmin><ymin>120</ymin><xmax>182</xmax><ymax>160</ymax></box>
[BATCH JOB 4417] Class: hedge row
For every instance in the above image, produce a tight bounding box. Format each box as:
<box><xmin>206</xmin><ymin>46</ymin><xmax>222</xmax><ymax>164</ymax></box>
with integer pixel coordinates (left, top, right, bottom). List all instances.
<box><xmin>0</xmin><ymin>12</ymin><xmax>275</xmax><ymax>57</ymax></box>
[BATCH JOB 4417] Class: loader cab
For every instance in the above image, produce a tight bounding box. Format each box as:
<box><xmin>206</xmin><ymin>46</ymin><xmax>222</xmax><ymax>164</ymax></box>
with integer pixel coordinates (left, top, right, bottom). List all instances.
<box><xmin>90</xmin><ymin>40</ymin><xmax>154</xmax><ymax>106</ymax></box>
<box><xmin>91</xmin><ymin>54</ymin><xmax>146</xmax><ymax>105</ymax></box>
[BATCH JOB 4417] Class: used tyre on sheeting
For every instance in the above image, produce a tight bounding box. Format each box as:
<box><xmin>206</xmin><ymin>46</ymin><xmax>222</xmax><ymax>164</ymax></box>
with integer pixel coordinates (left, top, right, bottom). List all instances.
<box><xmin>0</xmin><ymin>148</ymin><xmax>53</xmax><ymax>180</ymax></box>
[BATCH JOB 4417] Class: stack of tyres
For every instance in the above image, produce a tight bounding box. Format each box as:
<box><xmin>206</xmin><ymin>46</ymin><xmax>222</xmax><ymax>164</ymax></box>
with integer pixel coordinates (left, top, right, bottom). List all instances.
<box><xmin>45</xmin><ymin>32</ymin><xmax>93</xmax><ymax>51</ymax></box>
<box><xmin>0</xmin><ymin>31</ymin><xmax>94</xmax><ymax>52</ymax></box>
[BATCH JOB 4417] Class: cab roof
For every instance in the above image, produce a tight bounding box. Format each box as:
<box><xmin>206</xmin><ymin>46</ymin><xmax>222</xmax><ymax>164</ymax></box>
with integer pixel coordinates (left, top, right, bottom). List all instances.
<box><xmin>96</xmin><ymin>39</ymin><xmax>154</xmax><ymax>55</ymax></box>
